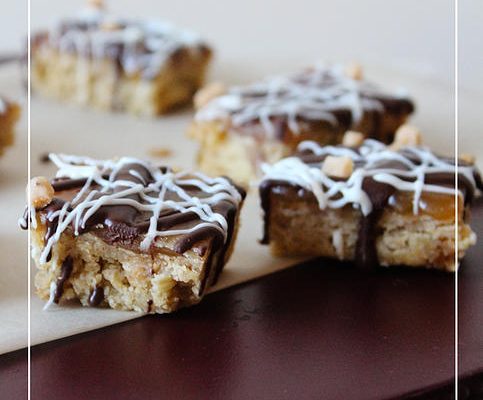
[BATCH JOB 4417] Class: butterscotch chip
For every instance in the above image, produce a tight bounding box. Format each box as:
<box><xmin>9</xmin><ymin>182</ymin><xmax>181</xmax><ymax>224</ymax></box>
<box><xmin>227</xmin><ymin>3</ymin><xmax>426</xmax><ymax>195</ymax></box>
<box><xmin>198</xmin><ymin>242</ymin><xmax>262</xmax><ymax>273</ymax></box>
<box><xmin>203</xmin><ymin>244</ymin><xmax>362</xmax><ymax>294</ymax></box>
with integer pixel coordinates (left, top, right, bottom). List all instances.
<box><xmin>87</xmin><ymin>0</ymin><xmax>104</xmax><ymax>9</ymax></box>
<box><xmin>342</xmin><ymin>131</ymin><xmax>365</xmax><ymax>147</ymax></box>
<box><xmin>460</xmin><ymin>153</ymin><xmax>475</xmax><ymax>165</ymax></box>
<box><xmin>28</xmin><ymin>177</ymin><xmax>54</xmax><ymax>209</ymax></box>
<box><xmin>322</xmin><ymin>155</ymin><xmax>354</xmax><ymax>179</ymax></box>
<box><xmin>345</xmin><ymin>62</ymin><xmax>363</xmax><ymax>80</ymax></box>
<box><xmin>148</xmin><ymin>147</ymin><xmax>173</xmax><ymax>158</ymax></box>
<box><xmin>194</xmin><ymin>82</ymin><xmax>226</xmax><ymax>110</ymax></box>
<box><xmin>391</xmin><ymin>125</ymin><xmax>422</xmax><ymax>150</ymax></box>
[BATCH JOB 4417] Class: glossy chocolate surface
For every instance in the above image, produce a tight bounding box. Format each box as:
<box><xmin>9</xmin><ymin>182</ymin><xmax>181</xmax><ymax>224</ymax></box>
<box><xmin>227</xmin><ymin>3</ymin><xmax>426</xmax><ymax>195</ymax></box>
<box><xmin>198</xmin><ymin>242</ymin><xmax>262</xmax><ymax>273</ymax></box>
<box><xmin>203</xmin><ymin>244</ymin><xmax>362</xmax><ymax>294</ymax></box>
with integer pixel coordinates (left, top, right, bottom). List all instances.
<box><xmin>34</xmin><ymin>163</ymin><xmax>244</xmax><ymax>256</ymax></box>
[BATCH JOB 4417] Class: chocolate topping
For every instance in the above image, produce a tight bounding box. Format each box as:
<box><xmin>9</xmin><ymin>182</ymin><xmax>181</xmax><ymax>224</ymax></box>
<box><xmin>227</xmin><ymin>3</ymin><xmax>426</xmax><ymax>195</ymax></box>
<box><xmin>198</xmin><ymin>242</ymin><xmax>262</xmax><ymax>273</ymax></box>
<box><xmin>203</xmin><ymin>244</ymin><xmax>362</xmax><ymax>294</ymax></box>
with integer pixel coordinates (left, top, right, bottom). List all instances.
<box><xmin>52</xmin><ymin>177</ymin><xmax>90</xmax><ymax>191</ymax></box>
<box><xmin>88</xmin><ymin>287</ymin><xmax>104</xmax><ymax>307</ymax></box>
<box><xmin>196</xmin><ymin>65</ymin><xmax>415</xmax><ymax>143</ymax></box>
<box><xmin>31</xmin><ymin>9</ymin><xmax>211</xmax><ymax>81</ymax></box>
<box><xmin>54</xmin><ymin>257</ymin><xmax>74</xmax><ymax>303</ymax></box>
<box><xmin>355</xmin><ymin>178</ymin><xmax>396</xmax><ymax>268</ymax></box>
<box><xmin>356</xmin><ymin>211</ymin><xmax>383</xmax><ymax>270</ymax></box>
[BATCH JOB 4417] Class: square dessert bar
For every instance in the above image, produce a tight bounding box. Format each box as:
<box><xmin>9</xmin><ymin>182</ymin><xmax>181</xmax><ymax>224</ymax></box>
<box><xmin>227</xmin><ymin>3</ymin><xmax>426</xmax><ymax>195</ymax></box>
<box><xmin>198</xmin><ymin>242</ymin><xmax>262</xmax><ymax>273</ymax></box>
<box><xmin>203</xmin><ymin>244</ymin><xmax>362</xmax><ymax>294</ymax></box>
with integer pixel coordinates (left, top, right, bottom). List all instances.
<box><xmin>0</xmin><ymin>97</ymin><xmax>20</xmax><ymax>155</ymax></box>
<box><xmin>31</xmin><ymin>1</ymin><xmax>212</xmax><ymax>115</ymax></box>
<box><xmin>21</xmin><ymin>155</ymin><xmax>245</xmax><ymax>313</ymax></box>
<box><xmin>189</xmin><ymin>64</ymin><xmax>414</xmax><ymax>185</ymax></box>
<box><xmin>259</xmin><ymin>129</ymin><xmax>481</xmax><ymax>271</ymax></box>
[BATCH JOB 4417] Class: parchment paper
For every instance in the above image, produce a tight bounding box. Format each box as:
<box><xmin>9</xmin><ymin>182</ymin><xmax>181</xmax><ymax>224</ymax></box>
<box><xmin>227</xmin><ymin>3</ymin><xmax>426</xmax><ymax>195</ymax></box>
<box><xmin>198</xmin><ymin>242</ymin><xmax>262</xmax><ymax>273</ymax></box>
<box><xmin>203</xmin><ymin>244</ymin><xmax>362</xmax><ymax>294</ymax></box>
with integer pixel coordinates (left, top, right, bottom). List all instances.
<box><xmin>1</xmin><ymin>60</ymin><xmax>480</xmax><ymax>355</ymax></box>
<box><xmin>0</xmin><ymin>64</ymin><xmax>28</xmax><ymax>354</ymax></box>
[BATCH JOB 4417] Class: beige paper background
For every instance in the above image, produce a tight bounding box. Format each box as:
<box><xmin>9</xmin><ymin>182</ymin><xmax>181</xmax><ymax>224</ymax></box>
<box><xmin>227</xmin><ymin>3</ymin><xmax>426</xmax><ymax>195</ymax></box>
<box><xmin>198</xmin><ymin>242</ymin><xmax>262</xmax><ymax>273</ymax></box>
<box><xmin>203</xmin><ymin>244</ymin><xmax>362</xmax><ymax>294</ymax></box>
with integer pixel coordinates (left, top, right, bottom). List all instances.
<box><xmin>0</xmin><ymin>0</ymin><xmax>482</xmax><ymax>354</ymax></box>
<box><xmin>0</xmin><ymin>65</ymin><xmax>28</xmax><ymax>354</ymax></box>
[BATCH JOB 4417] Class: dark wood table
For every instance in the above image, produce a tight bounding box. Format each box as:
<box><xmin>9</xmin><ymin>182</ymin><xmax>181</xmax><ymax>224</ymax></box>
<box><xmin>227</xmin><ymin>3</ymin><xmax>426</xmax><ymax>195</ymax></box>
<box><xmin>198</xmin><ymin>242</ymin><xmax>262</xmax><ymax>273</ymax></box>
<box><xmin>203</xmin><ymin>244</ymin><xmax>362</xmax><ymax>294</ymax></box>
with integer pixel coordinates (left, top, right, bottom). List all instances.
<box><xmin>1</xmin><ymin>199</ymin><xmax>482</xmax><ymax>400</ymax></box>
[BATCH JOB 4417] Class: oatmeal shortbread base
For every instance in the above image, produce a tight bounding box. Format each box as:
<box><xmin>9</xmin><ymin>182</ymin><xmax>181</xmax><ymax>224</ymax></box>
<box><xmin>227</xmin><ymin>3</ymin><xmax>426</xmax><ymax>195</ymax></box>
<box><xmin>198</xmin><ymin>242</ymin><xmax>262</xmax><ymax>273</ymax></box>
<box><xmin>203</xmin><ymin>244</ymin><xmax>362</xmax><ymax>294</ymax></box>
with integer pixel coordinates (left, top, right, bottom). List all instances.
<box><xmin>265</xmin><ymin>191</ymin><xmax>475</xmax><ymax>272</ymax></box>
<box><xmin>0</xmin><ymin>102</ymin><xmax>20</xmax><ymax>156</ymax></box>
<box><xmin>31</xmin><ymin>221</ymin><xmax>240</xmax><ymax>313</ymax></box>
<box><xmin>189</xmin><ymin>110</ymin><xmax>410</xmax><ymax>185</ymax></box>
<box><xmin>32</xmin><ymin>49</ymin><xmax>211</xmax><ymax>116</ymax></box>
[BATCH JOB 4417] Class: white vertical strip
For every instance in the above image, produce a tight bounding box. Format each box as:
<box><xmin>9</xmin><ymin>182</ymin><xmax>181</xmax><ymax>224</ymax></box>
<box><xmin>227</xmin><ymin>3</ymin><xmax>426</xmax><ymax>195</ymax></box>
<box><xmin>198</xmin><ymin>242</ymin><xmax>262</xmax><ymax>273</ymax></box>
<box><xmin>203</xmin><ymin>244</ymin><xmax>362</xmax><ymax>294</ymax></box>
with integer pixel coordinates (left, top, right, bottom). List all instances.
<box><xmin>454</xmin><ymin>0</ymin><xmax>459</xmax><ymax>396</ymax></box>
<box><xmin>27</xmin><ymin>0</ymin><xmax>31</xmax><ymax>397</ymax></box>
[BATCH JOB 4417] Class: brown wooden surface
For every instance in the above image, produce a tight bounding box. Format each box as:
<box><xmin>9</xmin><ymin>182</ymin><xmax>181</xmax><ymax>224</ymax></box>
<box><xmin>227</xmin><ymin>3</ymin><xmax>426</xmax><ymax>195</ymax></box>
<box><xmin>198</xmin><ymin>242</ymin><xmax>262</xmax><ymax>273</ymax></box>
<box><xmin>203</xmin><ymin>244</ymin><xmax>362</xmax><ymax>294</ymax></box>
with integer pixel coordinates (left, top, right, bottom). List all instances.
<box><xmin>1</xmin><ymin>199</ymin><xmax>482</xmax><ymax>400</ymax></box>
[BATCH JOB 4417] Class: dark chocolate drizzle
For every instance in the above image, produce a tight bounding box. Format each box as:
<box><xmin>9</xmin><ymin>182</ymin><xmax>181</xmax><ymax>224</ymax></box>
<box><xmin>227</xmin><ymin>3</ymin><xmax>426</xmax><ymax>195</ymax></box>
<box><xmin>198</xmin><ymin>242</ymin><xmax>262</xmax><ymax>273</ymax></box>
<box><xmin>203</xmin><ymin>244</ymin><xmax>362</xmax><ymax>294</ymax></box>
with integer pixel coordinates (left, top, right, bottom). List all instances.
<box><xmin>355</xmin><ymin>178</ymin><xmax>397</xmax><ymax>268</ymax></box>
<box><xmin>54</xmin><ymin>256</ymin><xmax>74</xmax><ymax>303</ymax></box>
<box><xmin>356</xmin><ymin>211</ymin><xmax>382</xmax><ymax>270</ymax></box>
<box><xmin>88</xmin><ymin>287</ymin><xmax>104</xmax><ymax>307</ymax></box>
<box><xmin>259</xmin><ymin>143</ymin><xmax>482</xmax><ymax>270</ymax></box>
<box><xmin>51</xmin><ymin>177</ymin><xmax>90</xmax><ymax>191</ymax></box>
<box><xmin>39</xmin><ymin>152</ymin><xmax>52</xmax><ymax>164</ymax></box>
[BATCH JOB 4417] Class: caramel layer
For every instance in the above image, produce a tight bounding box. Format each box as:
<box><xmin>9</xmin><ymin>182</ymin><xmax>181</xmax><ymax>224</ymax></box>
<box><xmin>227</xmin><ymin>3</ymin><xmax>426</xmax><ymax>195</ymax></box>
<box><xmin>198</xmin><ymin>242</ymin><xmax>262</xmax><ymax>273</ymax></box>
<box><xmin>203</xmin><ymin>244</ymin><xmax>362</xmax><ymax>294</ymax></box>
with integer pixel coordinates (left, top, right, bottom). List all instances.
<box><xmin>388</xmin><ymin>192</ymin><xmax>459</xmax><ymax>221</ymax></box>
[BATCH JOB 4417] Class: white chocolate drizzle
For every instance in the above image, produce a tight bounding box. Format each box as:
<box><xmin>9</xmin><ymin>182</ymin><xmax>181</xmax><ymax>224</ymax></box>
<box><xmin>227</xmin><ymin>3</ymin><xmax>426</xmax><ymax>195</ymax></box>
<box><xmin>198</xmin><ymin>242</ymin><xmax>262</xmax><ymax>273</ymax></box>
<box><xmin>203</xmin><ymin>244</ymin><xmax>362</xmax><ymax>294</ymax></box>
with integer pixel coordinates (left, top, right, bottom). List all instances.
<box><xmin>196</xmin><ymin>64</ymin><xmax>410</xmax><ymax>138</ymax></box>
<box><xmin>332</xmin><ymin>229</ymin><xmax>344</xmax><ymax>260</ymax></box>
<box><xmin>261</xmin><ymin>140</ymin><xmax>479</xmax><ymax>216</ymax></box>
<box><xmin>34</xmin><ymin>155</ymin><xmax>242</xmax><ymax>264</ymax></box>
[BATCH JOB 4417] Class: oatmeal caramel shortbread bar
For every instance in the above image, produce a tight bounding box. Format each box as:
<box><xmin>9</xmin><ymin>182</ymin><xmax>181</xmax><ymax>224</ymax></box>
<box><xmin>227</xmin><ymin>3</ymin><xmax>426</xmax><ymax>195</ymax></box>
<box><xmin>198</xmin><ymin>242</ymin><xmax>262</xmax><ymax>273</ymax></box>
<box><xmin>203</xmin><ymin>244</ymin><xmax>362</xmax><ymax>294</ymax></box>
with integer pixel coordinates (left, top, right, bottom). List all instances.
<box><xmin>0</xmin><ymin>97</ymin><xmax>20</xmax><ymax>156</ymax></box>
<box><xmin>31</xmin><ymin>1</ymin><xmax>212</xmax><ymax>116</ymax></box>
<box><xmin>189</xmin><ymin>63</ymin><xmax>414</xmax><ymax>185</ymax></box>
<box><xmin>21</xmin><ymin>155</ymin><xmax>245</xmax><ymax>313</ymax></box>
<box><xmin>259</xmin><ymin>128</ymin><xmax>481</xmax><ymax>272</ymax></box>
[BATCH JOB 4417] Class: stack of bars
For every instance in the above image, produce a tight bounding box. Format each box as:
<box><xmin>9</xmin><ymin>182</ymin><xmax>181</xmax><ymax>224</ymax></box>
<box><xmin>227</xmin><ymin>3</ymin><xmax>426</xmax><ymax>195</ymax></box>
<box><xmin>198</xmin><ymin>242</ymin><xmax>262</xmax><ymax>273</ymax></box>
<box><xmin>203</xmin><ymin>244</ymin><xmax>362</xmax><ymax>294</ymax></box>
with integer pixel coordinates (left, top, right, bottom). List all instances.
<box><xmin>31</xmin><ymin>1</ymin><xmax>212</xmax><ymax>115</ymax></box>
<box><xmin>190</xmin><ymin>64</ymin><xmax>414</xmax><ymax>185</ymax></box>
<box><xmin>0</xmin><ymin>97</ymin><xmax>20</xmax><ymax>156</ymax></box>
<box><xmin>259</xmin><ymin>129</ymin><xmax>482</xmax><ymax>272</ymax></box>
<box><xmin>21</xmin><ymin>155</ymin><xmax>245</xmax><ymax>313</ymax></box>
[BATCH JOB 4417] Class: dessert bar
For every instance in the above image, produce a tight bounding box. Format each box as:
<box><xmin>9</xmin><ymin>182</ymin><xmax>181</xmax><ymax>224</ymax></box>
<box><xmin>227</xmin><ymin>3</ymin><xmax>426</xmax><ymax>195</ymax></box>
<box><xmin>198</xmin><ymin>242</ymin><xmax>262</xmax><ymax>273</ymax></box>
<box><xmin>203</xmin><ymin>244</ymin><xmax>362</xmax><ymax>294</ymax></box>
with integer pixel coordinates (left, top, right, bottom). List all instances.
<box><xmin>259</xmin><ymin>129</ymin><xmax>481</xmax><ymax>271</ymax></box>
<box><xmin>190</xmin><ymin>64</ymin><xmax>414</xmax><ymax>185</ymax></box>
<box><xmin>0</xmin><ymin>97</ymin><xmax>20</xmax><ymax>156</ymax></box>
<box><xmin>31</xmin><ymin>1</ymin><xmax>212</xmax><ymax>115</ymax></box>
<box><xmin>21</xmin><ymin>155</ymin><xmax>245</xmax><ymax>313</ymax></box>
